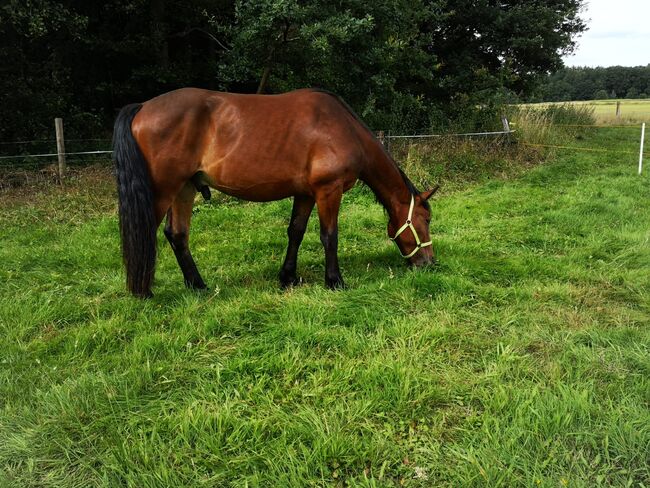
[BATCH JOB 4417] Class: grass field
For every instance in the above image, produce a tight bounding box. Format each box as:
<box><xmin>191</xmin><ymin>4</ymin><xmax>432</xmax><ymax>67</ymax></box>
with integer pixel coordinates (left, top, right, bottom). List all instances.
<box><xmin>520</xmin><ymin>99</ymin><xmax>650</xmax><ymax>125</ymax></box>
<box><xmin>1</xmin><ymin>129</ymin><xmax>649</xmax><ymax>486</ymax></box>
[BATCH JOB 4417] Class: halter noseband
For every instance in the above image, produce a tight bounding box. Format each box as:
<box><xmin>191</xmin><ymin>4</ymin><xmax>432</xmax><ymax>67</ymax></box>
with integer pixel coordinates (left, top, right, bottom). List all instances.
<box><xmin>389</xmin><ymin>195</ymin><xmax>432</xmax><ymax>259</ymax></box>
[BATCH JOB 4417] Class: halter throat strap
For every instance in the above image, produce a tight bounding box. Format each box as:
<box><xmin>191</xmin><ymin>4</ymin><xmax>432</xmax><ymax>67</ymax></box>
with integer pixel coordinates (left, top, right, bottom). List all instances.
<box><xmin>389</xmin><ymin>195</ymin><xmax>432</xmax><ymax>259</ymax></box>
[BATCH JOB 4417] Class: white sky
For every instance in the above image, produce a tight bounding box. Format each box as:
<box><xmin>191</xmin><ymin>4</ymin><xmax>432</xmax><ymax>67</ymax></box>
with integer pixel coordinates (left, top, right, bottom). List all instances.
<box><xmin>563</xmin><ymin>0</ymin><xmax>650</xmax><ymax>67</ymax></box>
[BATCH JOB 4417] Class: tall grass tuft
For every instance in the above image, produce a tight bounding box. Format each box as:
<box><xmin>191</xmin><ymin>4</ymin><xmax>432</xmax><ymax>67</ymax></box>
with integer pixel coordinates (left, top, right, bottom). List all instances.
<box><xmin>508</xmin><ymin>103</ymin><xmax>596</xmax><ymax>146</ymax></box>
<box><xmin>389</xmin><ymin>136</ymin><xmax>528</xmax><ymax>190</ymax></box>
<box><xmin>386</xmin><ymin>103</ymin><xmax>597</xmax><ymax>190</ymax></box>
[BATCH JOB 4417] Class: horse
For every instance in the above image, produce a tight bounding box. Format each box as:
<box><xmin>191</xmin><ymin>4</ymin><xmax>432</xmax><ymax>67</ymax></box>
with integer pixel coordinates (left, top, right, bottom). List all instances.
<box><xmin>113</xmin><ymin>88</ymin><xmax>438</xmax><ymax>298</ymax></box>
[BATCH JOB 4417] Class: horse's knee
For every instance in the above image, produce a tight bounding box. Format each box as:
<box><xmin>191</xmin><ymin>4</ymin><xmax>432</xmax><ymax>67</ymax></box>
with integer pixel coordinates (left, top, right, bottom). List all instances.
<box><xmin>320</xmin><ymin>229</ymin><xmax>337</xmax><ymax>248</ymax></box>
<box><xmin>287</xmin><ymin>221</ymin><xmax>304</xmax><ymax>240</ymax></box>
<box><xmin>173</xmin><ymin>231</ymin><xmax>188</xmax><ymax>245</ymax></box>
<box><xmin>165</xmin><ymin>229</ymin><xmax>188</xmax><ymax>250</ymax></box>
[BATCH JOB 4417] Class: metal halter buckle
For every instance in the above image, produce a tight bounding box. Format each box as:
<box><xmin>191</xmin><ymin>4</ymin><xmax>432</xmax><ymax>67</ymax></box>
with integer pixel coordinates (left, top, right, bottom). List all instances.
<box><xmin>389</xmin><ymin>195</ymin><xmax>432</xmax><ymax>259</ymax></box>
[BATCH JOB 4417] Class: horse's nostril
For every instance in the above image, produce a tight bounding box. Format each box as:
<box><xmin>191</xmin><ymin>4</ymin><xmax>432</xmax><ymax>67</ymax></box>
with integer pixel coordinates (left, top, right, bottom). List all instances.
<box><xmin>411</xmin><ymin>254</ymin><xmax>431</xmax><ymax>267</ymax></box>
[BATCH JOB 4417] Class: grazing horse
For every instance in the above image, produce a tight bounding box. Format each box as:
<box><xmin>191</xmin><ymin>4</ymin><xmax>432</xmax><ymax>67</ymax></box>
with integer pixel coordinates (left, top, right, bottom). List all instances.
<box><xmin>113</xmin><ymin>88</ymin><xmax>438</xmax><ymax>297</ymax></box>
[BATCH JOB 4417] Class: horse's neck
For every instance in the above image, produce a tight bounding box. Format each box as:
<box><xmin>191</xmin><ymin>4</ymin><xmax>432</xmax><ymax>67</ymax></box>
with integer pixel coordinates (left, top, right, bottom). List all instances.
<box><xmin>361</xmin><ymin>145</ymin><xmax>411</xmax><ymax>219</ymax></box>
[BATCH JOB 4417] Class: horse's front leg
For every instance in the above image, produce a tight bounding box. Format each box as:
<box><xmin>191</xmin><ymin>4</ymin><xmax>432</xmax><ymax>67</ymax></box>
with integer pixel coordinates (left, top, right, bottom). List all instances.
<box><xmin>279</xmin><ymin>195</ymin><xmax>315</xmax><ymax>288</ymax></box>
<box><xmin>315</xmin><ymin>187</ymin><xmax>345</xmax><ymax>290</ymax></box>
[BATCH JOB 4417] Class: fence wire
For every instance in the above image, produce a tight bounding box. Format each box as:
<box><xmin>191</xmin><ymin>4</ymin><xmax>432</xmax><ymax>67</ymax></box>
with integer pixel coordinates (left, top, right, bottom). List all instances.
<box><xmin>0</xmin><ymin>122</ymin><xmax>646</xmax><ymax>176</ymax></box>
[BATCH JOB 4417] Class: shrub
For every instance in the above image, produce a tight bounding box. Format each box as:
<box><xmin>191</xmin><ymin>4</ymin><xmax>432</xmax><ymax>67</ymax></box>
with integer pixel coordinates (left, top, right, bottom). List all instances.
<box><xmin>594</xmin><ymin>89</ymin><xmax>609</xmax><ymax>100</ymax></box>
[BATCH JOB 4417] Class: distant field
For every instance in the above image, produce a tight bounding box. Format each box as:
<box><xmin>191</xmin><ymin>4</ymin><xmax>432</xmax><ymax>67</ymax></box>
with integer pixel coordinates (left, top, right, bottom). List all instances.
<box><xmin>521</xmin><ymin>99</ymin><xmax>650</xmax><ymax>124</ymax></box>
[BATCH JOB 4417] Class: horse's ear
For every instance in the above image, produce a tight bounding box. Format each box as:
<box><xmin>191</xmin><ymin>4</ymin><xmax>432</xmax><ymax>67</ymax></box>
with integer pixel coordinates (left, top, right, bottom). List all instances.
<box><xmin>421</xmin><ymin>185</ymin><xmax>440</xmax><ymax>201</ymax></box>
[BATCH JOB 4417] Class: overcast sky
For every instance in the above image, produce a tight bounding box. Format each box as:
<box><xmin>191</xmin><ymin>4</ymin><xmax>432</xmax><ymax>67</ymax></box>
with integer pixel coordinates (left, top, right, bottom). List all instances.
<box><xmin>563</xmin><ymin>0</ymin><xmax>650</xmax><ymax>67</ymax></box>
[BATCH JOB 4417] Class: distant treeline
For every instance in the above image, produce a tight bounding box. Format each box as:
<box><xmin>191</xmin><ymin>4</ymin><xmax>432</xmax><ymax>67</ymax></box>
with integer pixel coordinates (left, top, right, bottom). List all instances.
<box><xmin>531</xmin><ymin>66</ymin><xmax>650</xmax><ymax>102</ymax></box>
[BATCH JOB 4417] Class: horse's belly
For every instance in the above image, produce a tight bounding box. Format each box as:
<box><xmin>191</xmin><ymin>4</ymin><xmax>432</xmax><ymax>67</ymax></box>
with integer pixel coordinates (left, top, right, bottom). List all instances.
<box><xmin>212</xmin><ymin>180</ymin><xmax>300</xmax><ymax>202</ymax></box>
<box><xmin>201</xmin><ymin>159</ymin><xmax>308</xmax><ymax>202</ymax></box>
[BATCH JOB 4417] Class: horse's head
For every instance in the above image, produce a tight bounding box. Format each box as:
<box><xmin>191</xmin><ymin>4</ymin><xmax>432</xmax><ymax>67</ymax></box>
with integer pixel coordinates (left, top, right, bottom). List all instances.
<box><xmin>388</xmin><ymin>186</ymin><xmax>439</xmax><ymax>266</ymax></box>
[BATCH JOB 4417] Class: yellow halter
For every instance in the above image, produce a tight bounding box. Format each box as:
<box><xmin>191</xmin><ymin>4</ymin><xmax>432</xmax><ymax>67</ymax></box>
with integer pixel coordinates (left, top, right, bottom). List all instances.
<box><xmin>389</xmin><ymin>195</ymin><xmax>432</xmax><ymax>259</ymax></box>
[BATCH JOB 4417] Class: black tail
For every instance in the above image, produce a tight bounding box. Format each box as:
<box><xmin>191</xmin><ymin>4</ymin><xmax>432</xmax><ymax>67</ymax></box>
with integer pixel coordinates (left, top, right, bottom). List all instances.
<box><xmin>113</xmin><ymin>104</ymin><xmax>156</xmax><ymax>298</ymax></box>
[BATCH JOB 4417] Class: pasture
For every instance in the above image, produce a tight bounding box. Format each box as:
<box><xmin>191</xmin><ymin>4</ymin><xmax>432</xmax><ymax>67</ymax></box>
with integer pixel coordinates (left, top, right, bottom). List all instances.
<box><xmin>1</xmin><ymin>128</ymin><xmax>649</xmax><ymax>486</ymax></box>
<box><xmin>521</xmin><ymin>99</ymin><xmax>650</xmax><ymax>124</ymax></box>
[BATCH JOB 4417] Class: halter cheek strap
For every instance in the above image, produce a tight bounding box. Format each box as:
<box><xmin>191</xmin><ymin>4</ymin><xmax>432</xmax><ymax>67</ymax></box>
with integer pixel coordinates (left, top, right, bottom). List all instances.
<box><xmin>389</xmin><ymin>195</ymin><xmax>432</xmax><ymax>259</ymax></box>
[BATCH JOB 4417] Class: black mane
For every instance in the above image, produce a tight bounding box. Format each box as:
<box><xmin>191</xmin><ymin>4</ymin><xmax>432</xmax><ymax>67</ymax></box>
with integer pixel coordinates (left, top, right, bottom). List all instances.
<box><xmin>311</xmin><ymin>88</ymin><xmax>430</xmax><ymax>212</ymax></box>
<box><xmin>398</xmin><ymin>168</ymin><xmax>428</xmax><ymax>206</ymax></box>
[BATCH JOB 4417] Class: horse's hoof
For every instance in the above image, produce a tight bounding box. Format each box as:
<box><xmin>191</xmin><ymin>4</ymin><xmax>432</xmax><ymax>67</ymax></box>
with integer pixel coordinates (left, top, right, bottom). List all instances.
<box><xmin>279</xmin><ymin>269</ymin><xmax>302</xmax><ymax>289</ymax></box>
<box><xmin>185</xmin><ymin>280</ymin><xmax>207</xmax><ymax>290</ymax></box>
<box><xmin>280</xmin><ymin>276</ymin><xmax>301</xmax><ymax>289</ymax></box>
<box><xmin>325</xmin><ymin>276</ymin><xmax>345</xmax><ymax>290</ymax></box>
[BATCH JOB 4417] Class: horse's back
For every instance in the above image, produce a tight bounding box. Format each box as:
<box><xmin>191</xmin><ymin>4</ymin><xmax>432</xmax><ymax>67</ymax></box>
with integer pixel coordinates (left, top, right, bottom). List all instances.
<box><xmin>132</xmin><ymin>88</ymin><xmax>369</xmax><ymax>201</ymax></box>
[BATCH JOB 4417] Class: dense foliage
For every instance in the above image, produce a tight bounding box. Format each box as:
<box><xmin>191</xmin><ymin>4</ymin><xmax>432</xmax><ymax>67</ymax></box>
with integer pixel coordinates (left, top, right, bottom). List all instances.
<box><xmin>531</xmin><ymin>65</ymin><xmax>650</xmax><ymax>102</ymax></box>
<box><xmin>0</xmin><ymin>0</ymin><xmax>585</xmax><ymax>142</ymax></box>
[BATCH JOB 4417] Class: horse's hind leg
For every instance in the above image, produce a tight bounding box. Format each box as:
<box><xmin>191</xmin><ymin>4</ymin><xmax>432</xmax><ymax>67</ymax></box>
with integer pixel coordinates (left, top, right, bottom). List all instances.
<box><xmin>164</xmin><ymin>182</ymin><xmax>207</xmax><ymax>290</ymax></box>
<box><xmin>315</xmin><ymin>186</ymin><xmax>345</xmax><ymax>290</ymax></box>
<box><xmin>279</xmin><ymin>195</ymin><xmax>315</xmax><ymax>288</ymax></box>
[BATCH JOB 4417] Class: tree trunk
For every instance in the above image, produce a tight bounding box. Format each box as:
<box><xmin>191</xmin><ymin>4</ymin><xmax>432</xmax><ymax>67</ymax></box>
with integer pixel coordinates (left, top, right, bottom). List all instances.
<box><xmin>151</xmin><ymin>0</ymin><xmax>169</xmax><ymax>69</ymax></box>
<box><xmin>257</xmin><ymin>64</ymin><xmax>272</xmax><ymax>94</ymax></box>
<box><xmin>256</xmin><ymin>41</ymin><xmax>278</xmax><ymax>95</ymax></box>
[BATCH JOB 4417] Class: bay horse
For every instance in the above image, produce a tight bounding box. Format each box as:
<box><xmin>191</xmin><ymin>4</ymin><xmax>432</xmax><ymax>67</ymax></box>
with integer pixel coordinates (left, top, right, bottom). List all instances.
<box><xmin>113</xmin><ymin>88</ymin><xmax>438</xmax><ymax>298</ymax></box>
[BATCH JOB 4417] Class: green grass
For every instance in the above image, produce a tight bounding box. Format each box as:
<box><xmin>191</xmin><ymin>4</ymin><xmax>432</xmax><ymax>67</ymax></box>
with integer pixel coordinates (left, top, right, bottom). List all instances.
<box><xmin>1</xmin><ymin>130</ymin><xmax>649</xmax><ymax>487</ymax></box>
<box><xmin>520</xmin><ymin>99</ymin><xmax>650</xmax><ymax>125</ymax></box>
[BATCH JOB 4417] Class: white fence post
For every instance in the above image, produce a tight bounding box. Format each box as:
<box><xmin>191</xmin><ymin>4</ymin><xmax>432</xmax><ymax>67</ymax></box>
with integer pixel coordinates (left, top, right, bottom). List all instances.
<box><xmin>639</xmin><ymin>122</ymin><xmax>646</xmax><ymax>175</ymax></box>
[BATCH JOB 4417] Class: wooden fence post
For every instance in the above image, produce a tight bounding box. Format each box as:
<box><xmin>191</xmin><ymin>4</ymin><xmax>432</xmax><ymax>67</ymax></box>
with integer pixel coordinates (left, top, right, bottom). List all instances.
<box><xmin>616</xmin><ymin>101</ymin><xmax>621</xmax><ymax>118</ymax></box>
<box><xmin>55</xmin><ymin>117</ymin><xmax>66</xmax><ymax>181</ymax></box>
<box><xmin>501</xmin><ymin>115</ymin><xmax>512</xmax><ymax>143</ymax></box>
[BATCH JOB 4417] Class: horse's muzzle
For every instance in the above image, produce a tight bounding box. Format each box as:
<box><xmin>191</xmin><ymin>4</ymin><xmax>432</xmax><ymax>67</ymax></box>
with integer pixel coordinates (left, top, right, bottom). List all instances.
<box><xmin>410</xmin><ymin>250</ymin><xmax>435</xmax><ymax>267</ymax></box>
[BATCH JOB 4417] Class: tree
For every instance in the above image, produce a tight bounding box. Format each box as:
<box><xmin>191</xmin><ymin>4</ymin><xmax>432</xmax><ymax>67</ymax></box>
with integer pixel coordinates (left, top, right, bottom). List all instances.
<box><xmin>424</xmin><ymin>0</ymin><xmax>586</xmax><ymax>109</ymax></box>
<box><xmin>0</xmin><ymin>0</ymin><xmax>588</xmax><ymax>142</ymax></box>
<box><xmin>594</xmin><ymin>89</ymin><xmax>609</xmax><ymax>100</ymax></box>
<box><xmin>0</xmin><ymin>0</ymin><xmax>89</xmax><ymax>141</ymax></box>
<box><xmin>209</xmin><ymin>0</ymin><xmax>438</xmax><ymax>130</ymax></box>
<box><xmin>532</xmin><ymin>65</ymin><xmax>650</xmax><ymax>102</ymax></box>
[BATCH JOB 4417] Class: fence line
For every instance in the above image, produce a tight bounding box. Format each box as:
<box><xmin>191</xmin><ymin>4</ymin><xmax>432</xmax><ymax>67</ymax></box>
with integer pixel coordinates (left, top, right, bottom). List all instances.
<box><xmin>1</xmin><ymin>116</ymin><xmax>645</xmax><ymax>177</ymax></box>
<box><xmin>0</xmin><ymin>129</ymin><xmax>514</xmax><ymax>162</ymax></box>
<box><xmin>0</xmin><ymin>138</ymin><xmax>111</xmax><ymax>145</ymax></box>
<box><xmin>383</xmin><ymin>129</ymin><xmax>515</xmax><ymax>139</ymax></box>
<box><xmin>521</xmin><ymin>142</ymin><xmax>649</xmax><ymax>157</ymax></box>
<box><xmin>0</xmin><ymin>139</ymin><xmax>53</xmax><ymax>145</ymax></box>
<box><xmin>66</xmin><ymin>138</ymin><xmax>111</xmax><ymax>142</ymax></box>
<box><xmin>544</xmin><ymin>124</ymin><xmax>644</xmax><ymax>128</ymax></box>
<box><xmin>0</xmin><ymin>150</ymin><xmax>112</xmax><ymax>161</ymax></box>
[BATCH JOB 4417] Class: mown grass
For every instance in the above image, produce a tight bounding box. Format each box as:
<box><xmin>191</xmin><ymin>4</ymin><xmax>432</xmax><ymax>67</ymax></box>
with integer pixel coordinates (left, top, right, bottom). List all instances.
<box><xmin>0</xmin><ymin>129</ymin><xmax>649</xmax><ymax>487</ymax></box>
